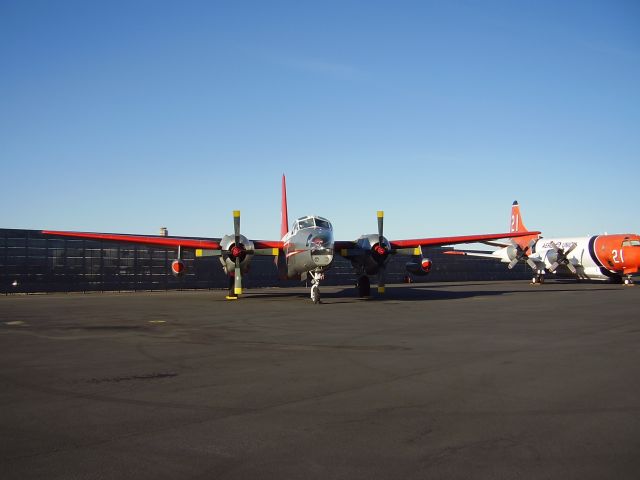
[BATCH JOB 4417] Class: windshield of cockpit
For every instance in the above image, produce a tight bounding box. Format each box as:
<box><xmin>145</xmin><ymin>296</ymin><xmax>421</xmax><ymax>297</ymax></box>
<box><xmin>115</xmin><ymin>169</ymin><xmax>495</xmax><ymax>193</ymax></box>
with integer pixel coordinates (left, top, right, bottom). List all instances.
<box><xmin>622</xmin><ymin>239</ymin><xmax>640</xmax><ymax>247</ymax></box>
<box><xmin>296</xmin><ymin>217</ymin><xmax>315</xmax><ymax>230</ymax></box>
<box><xmin>315</xmin><ymin>218</ymin><xmax>331</xmax><ymax>229</ymax></box>
<box><xmin>294</xmin><ymin>217</ymin><xmax>332</xmax><ymax>231</ymax></box>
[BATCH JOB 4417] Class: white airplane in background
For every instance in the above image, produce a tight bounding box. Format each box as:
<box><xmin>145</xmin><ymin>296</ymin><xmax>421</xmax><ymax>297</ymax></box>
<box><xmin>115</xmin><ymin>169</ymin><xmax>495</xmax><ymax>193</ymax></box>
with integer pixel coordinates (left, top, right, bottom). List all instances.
<box><xmin>449</xmin><ymin>201</ymin><xmax>640</xmax><ymax>285</ymax></box>
<box><xmin>43</xmin><ymin>176</ymin><xmax>539</xmax><ymax>303</ymax></box>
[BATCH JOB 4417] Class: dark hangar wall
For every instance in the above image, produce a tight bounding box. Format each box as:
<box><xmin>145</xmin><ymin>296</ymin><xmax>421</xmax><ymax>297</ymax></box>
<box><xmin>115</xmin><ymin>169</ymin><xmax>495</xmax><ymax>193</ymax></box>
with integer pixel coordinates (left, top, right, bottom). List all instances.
<box><xmin>0</xmin><ymin>228</ymin><xmax>529</xmax><ymax>294</ymax></box>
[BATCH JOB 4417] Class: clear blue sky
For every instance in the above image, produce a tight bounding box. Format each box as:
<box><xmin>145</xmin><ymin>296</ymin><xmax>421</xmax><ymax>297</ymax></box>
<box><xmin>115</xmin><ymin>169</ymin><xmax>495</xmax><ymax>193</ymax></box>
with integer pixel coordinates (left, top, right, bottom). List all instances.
<box><xmin>1</xmin><ymin>0</ymin><xmax>638</xmax><ymax>240</ymax></box>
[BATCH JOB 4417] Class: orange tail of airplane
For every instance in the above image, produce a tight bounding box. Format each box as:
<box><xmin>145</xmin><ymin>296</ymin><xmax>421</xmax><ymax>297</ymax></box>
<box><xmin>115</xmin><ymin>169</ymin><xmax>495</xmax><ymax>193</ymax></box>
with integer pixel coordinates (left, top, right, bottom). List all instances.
<box><xmin>510</xmin><ymin>201</ymin><xmax>528</xmax><ymax>233</ymax></box>
<box><xmin>510</xmin><ymin>201</ymin><xmax>539</xmax><ymax>247</ymax></box>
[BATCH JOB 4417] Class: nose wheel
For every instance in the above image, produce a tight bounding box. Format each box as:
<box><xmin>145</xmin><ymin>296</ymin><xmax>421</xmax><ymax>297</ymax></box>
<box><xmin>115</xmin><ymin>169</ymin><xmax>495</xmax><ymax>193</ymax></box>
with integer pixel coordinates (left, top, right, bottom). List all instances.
<box><xmin>310</xmin><ymin>271</ymin><xmax>324</xmax><ymax>304</ymax></box>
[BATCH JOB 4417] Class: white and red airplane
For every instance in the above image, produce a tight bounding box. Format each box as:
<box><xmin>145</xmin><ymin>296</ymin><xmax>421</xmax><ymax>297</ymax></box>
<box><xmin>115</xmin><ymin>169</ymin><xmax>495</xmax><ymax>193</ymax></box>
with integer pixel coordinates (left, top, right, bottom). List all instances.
<box><xmin>449</xmin><ymin>201</ymin><xmax>640</xmax><ymax>285</ymax></box>
<box><xmin>43</xmin><ymin>176</ymin><xmax>539</xmax><ymax>302</ymax></box>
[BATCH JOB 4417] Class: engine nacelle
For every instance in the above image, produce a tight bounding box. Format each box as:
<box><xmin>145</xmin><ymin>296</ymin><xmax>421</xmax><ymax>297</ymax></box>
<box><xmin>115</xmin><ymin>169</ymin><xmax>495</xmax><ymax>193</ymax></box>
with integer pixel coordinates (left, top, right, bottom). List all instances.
<box><xmin>351</xmin><ymin>234</ymin><xmax>392</xmax><ymax>275</ymax></box>
<box><xmin>543</xmin><ymin>250</ymin><xmax>558</xmax><ymax>269</ymax></box>
<box><xmin>506</xmin><ymin>244</ymin><xmax>519</xmax><ymax>262</ymax></box>
<box><xmin>220</xmin><ymin>234</ymin><xmax>255</xmax><ymax>274</ymax></box>
<box><xmin>405</xmin><ymin>258</ymin><xmax>432</xmax><ymax>276</ymax></box>
<box><xmin>171</xmin><ymin>259</ymin><xmax>185</xmax><ymax>277</ymax></box>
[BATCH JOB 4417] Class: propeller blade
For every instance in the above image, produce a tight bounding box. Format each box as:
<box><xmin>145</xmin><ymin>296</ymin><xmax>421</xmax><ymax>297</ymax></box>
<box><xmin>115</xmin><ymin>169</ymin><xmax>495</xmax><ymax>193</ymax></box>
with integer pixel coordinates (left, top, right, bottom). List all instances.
<box><xmin>233</xmin><ymin>210</ymin><xmax>242</xmax><ymax>295</ymax></box>
<box><xmin>508</xmin><ymin>258</ymin><xmax>519</xmax><ymax>269</ymax></box>
<box><xmin>549</xmin><ymin>241</ymin><xmax>560</xmax><ymax>252</ymax></box>
<box><xmin>567</xmin><ymin>263</ymin><xmax>577</xmax><ymax>274</ymax></box>
<box><xmin>548</xmin><ymin>262</ymin><xmax>559</xmax><ymax>273</ymax></box>
<box><xmin>234</xmin><ymin>257</ymin><xmax>242</xmax><ymax>295</ymax></box>
<box><xmin>233</xmin><ymin>210</ymin><xmax>240</xmax><ymax>245</ymax></box>
<box><xmin>377</xmin><ymin>211</ymin><xmax>384</xmax><ymax>246</ymax></box>
<box><xmin>565</xmin><ymin>242</ymin><xmax>577</xmax><ymax>255</ymax></box>
<box><xmin>526</xmin><ymin>258</ymin><xmax>538</xmax><ymax>270</ymax></box>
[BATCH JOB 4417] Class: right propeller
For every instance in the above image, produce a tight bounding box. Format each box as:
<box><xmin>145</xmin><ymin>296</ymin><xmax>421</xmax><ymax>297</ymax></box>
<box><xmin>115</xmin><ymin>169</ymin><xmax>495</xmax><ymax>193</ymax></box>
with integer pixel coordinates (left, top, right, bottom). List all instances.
<box><xmin>375</xmin><ymin>211</ymin><xmax>388</xmax><ymax>293</ymax></box>
<box><xmin>232</xmin><ymin>210</ymin><xmax>243</xmax><ymax>295</ymax></box>
<box><xmin>547</xmin><ymin>241</ymin><xmax>578</xmax><ymax>274</ymax></box>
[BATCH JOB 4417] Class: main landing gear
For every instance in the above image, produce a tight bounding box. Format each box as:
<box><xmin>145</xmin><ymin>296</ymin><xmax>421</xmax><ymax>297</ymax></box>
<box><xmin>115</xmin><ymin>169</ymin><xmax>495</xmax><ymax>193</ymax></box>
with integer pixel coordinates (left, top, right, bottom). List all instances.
<box><xmin>310</xmin><ymin>271</ymin><xmax>325</xmax><ymax>304</ymax></box>
<box><xmin>356</xmin><ymin>275</ymin><xmax>371</xmax><ymax>297</ymax></box>
<box><xmin>531</xmin><ymin>271</ymin><xmax>545</xmax><ymax>285</ymax></box>
<box><xmin>624</xmin><ymin>275</ymin><xmax>635</xmax><ymax>286</ymax></box>
<box><xmin>226</xmin><ymin>275</ymin><xmax>238</xmax><ymax>300</ymax></box>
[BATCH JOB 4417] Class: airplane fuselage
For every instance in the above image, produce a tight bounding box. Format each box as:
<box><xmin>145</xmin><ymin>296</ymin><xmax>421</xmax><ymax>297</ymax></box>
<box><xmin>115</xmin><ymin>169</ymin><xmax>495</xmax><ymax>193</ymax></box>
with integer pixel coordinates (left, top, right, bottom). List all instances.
<box><xmin>496</xmin><ymin>234</ymin><xmax>640</xmax><ymax>281</ymax></box>
<box><xmin>282</xmin><ymin>216</ymin><xmax>334</xmax><ymax>279</ymax></box>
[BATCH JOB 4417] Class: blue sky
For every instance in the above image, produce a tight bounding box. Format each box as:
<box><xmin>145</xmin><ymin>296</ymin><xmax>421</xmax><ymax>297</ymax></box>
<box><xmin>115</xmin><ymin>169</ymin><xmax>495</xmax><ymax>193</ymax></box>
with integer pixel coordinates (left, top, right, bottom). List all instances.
<box><xmin>1</xmin><ymin>0</ymin><xmax>638</xmax><ymax>241</ymax></box>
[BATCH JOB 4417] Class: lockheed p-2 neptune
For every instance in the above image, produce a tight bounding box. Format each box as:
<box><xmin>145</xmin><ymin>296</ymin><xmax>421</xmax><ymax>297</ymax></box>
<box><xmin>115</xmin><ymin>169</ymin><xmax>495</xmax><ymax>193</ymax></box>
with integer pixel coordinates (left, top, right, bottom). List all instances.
<box><xmin>44</xmin><ymin>176</ymin><xmax>537</xmax><ymax>303</ymax></box>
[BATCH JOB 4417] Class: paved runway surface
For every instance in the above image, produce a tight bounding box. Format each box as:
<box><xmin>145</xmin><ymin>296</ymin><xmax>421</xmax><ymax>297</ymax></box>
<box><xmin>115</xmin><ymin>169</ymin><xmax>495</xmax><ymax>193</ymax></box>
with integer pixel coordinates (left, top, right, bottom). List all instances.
<box><xmin>1</xmin><ymin>281</ymin><xmax>639</xmax><ymax>479</ymax></box>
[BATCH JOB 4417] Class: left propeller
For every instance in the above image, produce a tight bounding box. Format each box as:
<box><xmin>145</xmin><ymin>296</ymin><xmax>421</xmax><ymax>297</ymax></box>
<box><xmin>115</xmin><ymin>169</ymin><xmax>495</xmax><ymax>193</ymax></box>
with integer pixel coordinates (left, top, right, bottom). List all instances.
<box><xmin>220</xmin><ymin>210</ymin><xmax>253</xmax><ymax>298</ymax></box>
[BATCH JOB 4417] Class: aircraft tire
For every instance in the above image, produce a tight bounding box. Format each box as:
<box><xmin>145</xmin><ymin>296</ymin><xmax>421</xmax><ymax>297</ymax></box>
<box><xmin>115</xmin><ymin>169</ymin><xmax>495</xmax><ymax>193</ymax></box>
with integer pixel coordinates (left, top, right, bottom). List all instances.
<box><xmin>357</xmin><ymin>275</ymin><xmax>370</xmax><ymax>297</ymax></box>
<box><xmin>311</xmin><ymin>284</ymin><xmax>320</xmax><ymax>304</ymax></box>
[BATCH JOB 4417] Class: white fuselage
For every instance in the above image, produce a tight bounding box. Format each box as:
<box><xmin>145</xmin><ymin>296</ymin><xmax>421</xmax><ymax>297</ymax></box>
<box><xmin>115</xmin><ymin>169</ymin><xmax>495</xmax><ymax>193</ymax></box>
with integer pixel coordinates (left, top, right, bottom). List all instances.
<box><xmin>494</xmin><ymin>236</ymin><xmax>612</xmax><ymax>280</ymax></box>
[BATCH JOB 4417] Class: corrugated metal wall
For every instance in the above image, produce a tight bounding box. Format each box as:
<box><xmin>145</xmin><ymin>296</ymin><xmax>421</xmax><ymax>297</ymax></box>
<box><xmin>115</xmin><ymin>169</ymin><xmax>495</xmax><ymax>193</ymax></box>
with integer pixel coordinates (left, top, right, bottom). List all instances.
<box><xmin>1</xmin><ymin>229</ymin><xmax>528</xmax><ymax>293</ymax></box>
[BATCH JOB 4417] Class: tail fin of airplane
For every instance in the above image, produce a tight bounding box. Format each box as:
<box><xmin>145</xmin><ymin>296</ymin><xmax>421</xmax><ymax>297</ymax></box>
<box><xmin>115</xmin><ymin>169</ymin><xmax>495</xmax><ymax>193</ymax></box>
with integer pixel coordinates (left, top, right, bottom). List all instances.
<box><xmin>281</xmin><ymin>174</ymin><xmax>289</xmax><ymax>239</ymax></box>
<box><xmin>510</xmin><ymin>201</ymin><xmax>528</xmax><ymax>233</ymax></box>
<box><xmin>510</xmin><ymin>200</ymin><xmax>540</xmax><ymax>249</ymax></box>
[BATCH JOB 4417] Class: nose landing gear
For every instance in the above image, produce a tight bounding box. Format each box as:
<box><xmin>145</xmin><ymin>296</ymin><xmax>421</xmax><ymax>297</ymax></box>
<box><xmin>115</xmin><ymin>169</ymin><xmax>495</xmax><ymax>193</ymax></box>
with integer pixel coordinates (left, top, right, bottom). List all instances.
<box><xmin>310</xmin><ymin>271</ymin><xmax>325</xmax><ymax>303</ymax></box>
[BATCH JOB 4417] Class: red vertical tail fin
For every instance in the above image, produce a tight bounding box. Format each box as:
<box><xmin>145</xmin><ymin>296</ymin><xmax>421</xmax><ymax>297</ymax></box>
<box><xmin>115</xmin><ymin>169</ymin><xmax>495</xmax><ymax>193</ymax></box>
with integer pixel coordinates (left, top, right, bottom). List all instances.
<box><xmin>281</xmin><ymin>174</ymin><xmax>289</xmax><ymax>239</ymax></box>
<box><xmin>510</xmin><ymin>201</ymin><xmax>528</xmax><ymax>233</ymax></box>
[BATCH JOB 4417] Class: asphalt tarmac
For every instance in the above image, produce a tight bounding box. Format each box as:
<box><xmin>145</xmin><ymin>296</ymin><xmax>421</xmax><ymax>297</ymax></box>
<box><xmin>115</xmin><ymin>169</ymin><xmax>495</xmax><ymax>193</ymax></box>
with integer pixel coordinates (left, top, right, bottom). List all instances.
<box><xmin>1</xmin><ymin>281</ymin><xmax>639</xmax><ymax>480</ymax></box>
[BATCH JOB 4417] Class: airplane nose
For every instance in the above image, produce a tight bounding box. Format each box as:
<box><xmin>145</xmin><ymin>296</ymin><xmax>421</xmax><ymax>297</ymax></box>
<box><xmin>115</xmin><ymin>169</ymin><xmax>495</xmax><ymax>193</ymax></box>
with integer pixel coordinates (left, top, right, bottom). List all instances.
<box><xmin>310</xmin><ymin>236</ymin><xmax>326</xmax><ymax>248</ymax></box>
<box><xmin>308</xmin><ymin>230</ymin><xmax>333</xmax><ymax>252</ymax></box>
<box><xmin>309</xmin><ymin>230</ymin><xmax>334</xmax><ymax>266</ymax></box>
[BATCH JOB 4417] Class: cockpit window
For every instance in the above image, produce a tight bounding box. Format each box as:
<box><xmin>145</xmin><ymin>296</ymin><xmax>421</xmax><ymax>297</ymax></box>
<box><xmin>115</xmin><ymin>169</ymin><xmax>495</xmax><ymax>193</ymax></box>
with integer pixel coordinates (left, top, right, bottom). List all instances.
<box><xmin>622</xmin><ymin>240</ymin><xmax>640</xmax><ymax>247</ymax></box>
<box><xmin>297</xmin><ymin>217</ymin><xmax>315</xmax><ymax>229</ymax></box>
<box><xmin>315</xmin><ymin>218</ymin><xmax>331</xmax><ymax>229</ymax></box>
<box><xmin>294</xmin><ymin>216</ymin><xmax>332</xmax><ymax>230</ymax></box>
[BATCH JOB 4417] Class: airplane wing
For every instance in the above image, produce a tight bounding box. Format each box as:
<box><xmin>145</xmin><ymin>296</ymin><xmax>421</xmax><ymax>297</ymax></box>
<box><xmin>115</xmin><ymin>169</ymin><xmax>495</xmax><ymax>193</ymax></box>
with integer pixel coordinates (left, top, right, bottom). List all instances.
<box><xmin>336</xmin><ymin>230</ymin><xmax>540</xmax><ymax>257</ymax></box>
<box><xmin>388</xmin><ymin>231</ymin><xmax>539</xmax><ymax>249</ymax></box>
<box><xmin>480</xmin><ymin>240</ymin><xmax>511</xmax><ymax>248</ymax></box>
<box><xmin>443</xmin><ymin>250</ymin><xmax>498</xmax><ymax>259</ymax></box>
<box><xmin>42</xmin><ymin>230</ymin><xmax>283</xmax><ymax>251</ymax></box>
